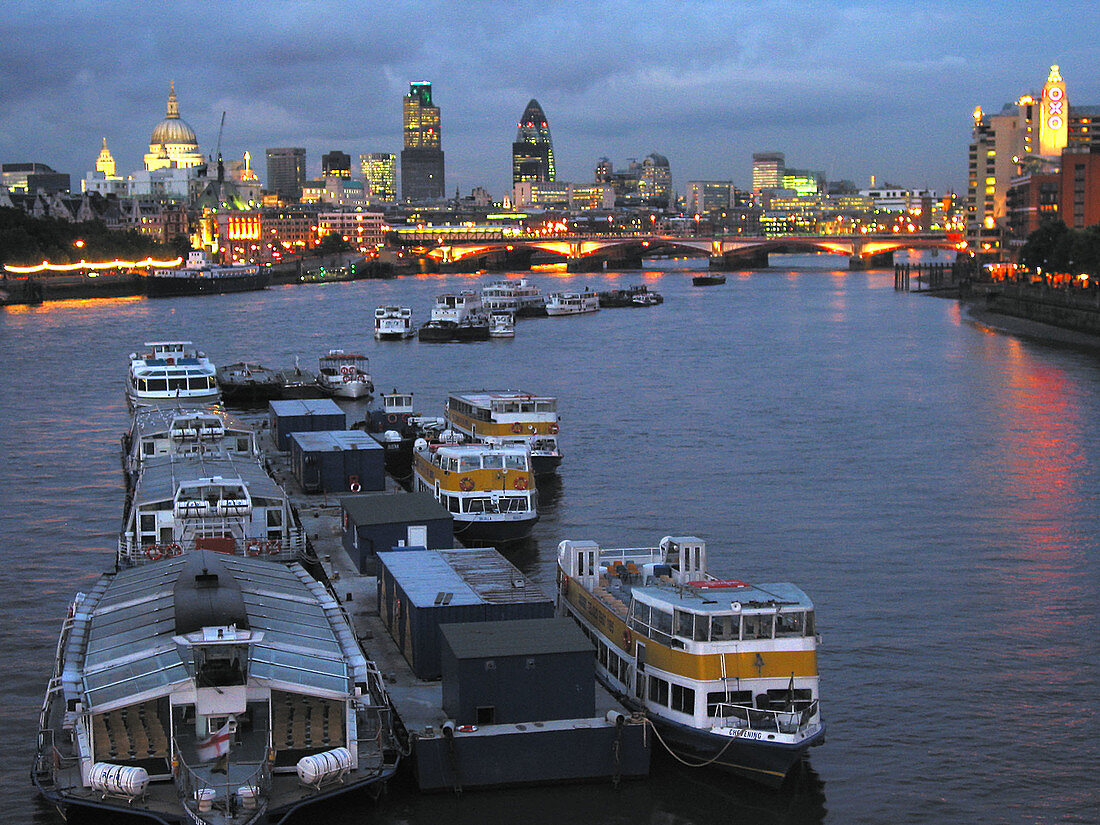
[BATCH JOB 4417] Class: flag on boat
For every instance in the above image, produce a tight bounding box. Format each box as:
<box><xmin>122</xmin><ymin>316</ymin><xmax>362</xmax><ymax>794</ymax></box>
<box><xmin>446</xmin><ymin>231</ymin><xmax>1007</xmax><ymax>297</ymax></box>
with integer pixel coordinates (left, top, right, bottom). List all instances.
<box><xmin>197</xmin><ymin>720</ymin><xmax>232</xmax><ymax>762</ymax></box>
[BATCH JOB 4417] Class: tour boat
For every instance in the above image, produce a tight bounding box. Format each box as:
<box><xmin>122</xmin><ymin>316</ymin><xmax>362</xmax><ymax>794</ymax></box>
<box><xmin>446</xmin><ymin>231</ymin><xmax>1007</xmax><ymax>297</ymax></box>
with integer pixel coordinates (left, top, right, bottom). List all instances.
<box><xmin>216</xmin><ymin>362</ymin><xmax>283</xmax><ymax>404</ymax></box>
<box><xmin>317</xmin><ymin>350</ymin><xmax>373</xmax><ymax>399</ymax></box>
<box><xmin>118</xmin><ymin>453</ymin><xmax>304</xmax><ymax>569</ymax></box>
<box><xmin>557</xmin><ymin>535</ymin><xmax>824</xmax><ymax>787</ymax></box>
<box><xmin>33</xmin><ymin>551</ymin><xmax>401</xmax><ymax>825</ymax></box>
<box><xmin>122</xmin><ymin>405</ymin><xmax>260</xmax><ymax>487</ymax></box>
<box><xmin>545</xmin><ymin>288</ymin><xmax>600</xmax><ymax>316</ymax></box>
<box><xmin>488</xmin><ymin>311</ymin><xmax>515</xmax><ymax>338</ymax></box>
<box><xmin>445</xmin><ymin>391</ymin><xmax>561</xmax><ymax>474</ymax></box>
<box><xmin>126</xmin><ymin>341</ymin><xmax>220</xmax><ymax>409</ymax></box>
<box><xmin>480</xmin><ymin>278</ymin><xmax>545</xmax><ymax>316</ymax></box>
<box><xmin>412</xmin><ymin>436</ymin><xmax>538</xmax><ymax>545</ymax></box>
<box><xmin>145</xmin><ymin>250</ymin><xmax>268</xmax><ymax>297</ymax></box>
<box><xmin>373</xmin><ymin>306</ymin><xmax>414</xmax><ymax>340</ymax></box>
<box><xmin>418</xmin><ymin>291</ymin><xmax>488</xmax><ymax>342</ymax></box>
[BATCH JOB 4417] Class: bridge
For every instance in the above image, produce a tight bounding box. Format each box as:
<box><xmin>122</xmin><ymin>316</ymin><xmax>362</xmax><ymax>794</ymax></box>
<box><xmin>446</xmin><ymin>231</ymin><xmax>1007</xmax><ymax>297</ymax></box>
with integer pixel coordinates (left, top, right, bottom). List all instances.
<box><xmin>387</xmin><ymin>230</ymin><xmax>962</xmax><ymax>272</ymax></box>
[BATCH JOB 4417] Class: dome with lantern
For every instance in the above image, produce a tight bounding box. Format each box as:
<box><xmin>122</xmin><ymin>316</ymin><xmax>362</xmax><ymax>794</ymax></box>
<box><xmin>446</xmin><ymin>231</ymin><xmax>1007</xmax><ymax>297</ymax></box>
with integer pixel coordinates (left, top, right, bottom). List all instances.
<box><xmin>144</xmin><ymin>82</ymin><xmax>204</xmax><ymax>171</ymax></box>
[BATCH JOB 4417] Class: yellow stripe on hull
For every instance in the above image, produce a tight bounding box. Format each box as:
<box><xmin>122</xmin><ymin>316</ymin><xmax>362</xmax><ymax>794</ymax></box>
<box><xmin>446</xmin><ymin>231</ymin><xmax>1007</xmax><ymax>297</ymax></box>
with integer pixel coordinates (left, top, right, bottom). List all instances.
<box><xmin>447</xmin><ymin>409</ymin><xmax>558</xmax><ymax>437</ymax></box>
<box><xmin>414</xmin><ymin>457</ymin><xmax>534</xmax><ymax>493</ymax></box>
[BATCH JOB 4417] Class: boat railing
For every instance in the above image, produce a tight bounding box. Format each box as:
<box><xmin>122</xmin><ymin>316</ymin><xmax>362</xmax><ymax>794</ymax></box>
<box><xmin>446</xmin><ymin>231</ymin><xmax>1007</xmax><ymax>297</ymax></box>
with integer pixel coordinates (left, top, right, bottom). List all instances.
<box><xmin>710</xmin><ymin>699</ymin><xmax>819</xmax><ymax>735</ymax></box>
<box><xmin>174</xmin><ymin>746</ymin><xmax>271</xmax><ymax>824</ymax></box>
<box><xmin>117</xmin><ymin>528</ymin><xmax>307</xmax><ymax>566</ymax></box>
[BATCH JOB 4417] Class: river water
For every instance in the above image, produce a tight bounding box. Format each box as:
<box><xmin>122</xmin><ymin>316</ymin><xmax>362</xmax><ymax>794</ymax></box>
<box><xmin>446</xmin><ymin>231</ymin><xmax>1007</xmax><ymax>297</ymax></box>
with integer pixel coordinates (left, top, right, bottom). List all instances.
<box><xmin>1</xmin><ymin>255</ymin><xmax>1097</xmax><ymax>824</ymax></box>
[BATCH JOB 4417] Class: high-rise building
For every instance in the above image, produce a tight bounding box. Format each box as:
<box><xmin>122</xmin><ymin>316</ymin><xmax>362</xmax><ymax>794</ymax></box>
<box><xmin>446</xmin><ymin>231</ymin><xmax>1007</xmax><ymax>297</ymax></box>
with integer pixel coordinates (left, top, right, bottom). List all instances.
<box><xmin>359</xmin><ymin>153</ymin><xmax>396</xmax><ymax>202</ymax></box>
<box><xmin>752</xmin><ymin>152</ymin><xmax>785</xmax><ymax>193</ymax></box>
<box><xmin>266</xmin><ymin>147</ymin><xmax>306</xmax><ymax>202</ymax></box>
<box><xmin>321</xmin><ymin>150</ymin><xmax>351</xmax><ymax>178</ymax></box>
<box><xmin>639</xmin><ymin>153</ymin><xmax>672</xmax><ymax>208</ymax></box>
<box><xmin>512</xmin><ymin>99</ymin><xmax>555</xmax><ymax>184</ymax></box>
<box><xmin>401</xmin><ymin>81</ymin><xmax>444</xmax><ymax>201</ymax></box>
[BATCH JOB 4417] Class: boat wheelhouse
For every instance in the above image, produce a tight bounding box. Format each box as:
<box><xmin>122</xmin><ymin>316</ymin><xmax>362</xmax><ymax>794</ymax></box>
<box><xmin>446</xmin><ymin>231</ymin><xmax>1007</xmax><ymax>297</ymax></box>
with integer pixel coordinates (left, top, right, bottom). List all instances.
<box><xmin>123</xmin><ymin>406</ymin><xmax>260</xmax><ymax>486</ymax></box>
<box><xmin>545</xmin><ymin>289</ymin><xmax>600</xmax><ymax>316</ymax></box>
<box><xmin>445</xmin><ymin>391</ymin><xmax>561</xmax><ymax>474</ymax></box>
<box><xmin>557</xmin><ymin>535</ymin><xmax>824</xmax><ymax>787</ymax></box>
<box><xmin>480</xmin><ymin>278</ymin><xmax>544</xmax><ymax>316</ymax></box>
<box><xmin>412</xmin><ymin>437</ymin><xmax>538</xmax><ymax>545</ymax></box>
<box><xmin>127</xmin><ymin>342</ymin><xmax>220</xmax><ymax>409</ymax></box>
<box><xmin>119</xmin><ymin>454</ymin><xmax>304</xmax><ymax>568</ymax></box>
<box><xmin>317</xmin><ymin>350</ymin><xmax>373</xmax><ymax>399</ymax></box>
<box><xmin>33</xmin><ymin>552</ymin><xmax>400</xmax><ymax>825</ymax></box>
<box><xmin>374</xmin><ymin>306</ymin><xmax>414</xmax><ymax>340</ymax></box>
<box><xmin>418</xmin><ymin>292</ymin><xmax>488</xmax><ymax>342</ymax></box>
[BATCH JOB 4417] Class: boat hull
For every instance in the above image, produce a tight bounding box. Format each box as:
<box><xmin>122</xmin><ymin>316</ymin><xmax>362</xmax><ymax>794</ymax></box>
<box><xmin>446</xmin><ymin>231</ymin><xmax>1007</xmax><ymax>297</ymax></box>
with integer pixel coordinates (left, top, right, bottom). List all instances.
<box><xmin>418</xmin><ymin>322</ymin><xmax>457</xmax><ymax>342</ymax></box>
<box><xmin>692</xmin><ymin>275</ymin><xmax>726</xmax><ymax>286</ymax></box>
<box><xmin>453</xmin><ymin>513</ymin><xmax>538</xmax><ymax>545</ymax></box>
<box><xmin>145</xmin><ymin>270</ymin><xmax>269</xmax><ymax>297</ymax></box>
<box><xmin>530</xmin><ymin>453</ymin><xmax>562</xmax><ymax>475</ymax></box>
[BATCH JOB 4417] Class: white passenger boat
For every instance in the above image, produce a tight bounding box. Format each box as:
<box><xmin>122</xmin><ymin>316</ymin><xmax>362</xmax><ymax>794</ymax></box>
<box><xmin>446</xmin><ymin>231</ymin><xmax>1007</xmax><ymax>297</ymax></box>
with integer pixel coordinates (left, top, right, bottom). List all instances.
<box><xmin>445</xmin><ymin>391</ymin><xmax>561</xmax><ymax>474</ymax></box>
<box><xmin>488</xmin><ymin>311</ymin><xmax>515</xmax><ymax>338</ymax></box>
<box><xmin>412</xmin><ymin>436</ymin><xmax>538</xmax><ymax>545</ymax></box>
<box><xmin>317</xmin><ymin>350</ymin><xmax>373</xmax><ymax>398</ymax></box>
<box><xmin>122</xmin><ymin>405</ymin><xmax>260</xmax><ymax>487</ymax></box>
<box><xmin>557</xmin><ymin>535</ymin><xmax>824</xmax><ymax>787</ymax></box>
<box><xmin>373</xmin><ymin>306</ymin><xmax>414</xmax><ymax>340</ymax></box>
<box><xmin>126</xmin><ymin>341</ymin><xmax>220</xmax><ymax>409</ymax></box>
<box><xmin>33</xmin><ymin>551</ymin><xmax>400</xmax><ymax>824</ymax></box>
<box><xmin>481</xmin><ymin>278</ymin><xmax>545</xmax><ymax>316</ymax></box>
<box><xmin>117</xmin><ymin>453</ymin><xmax>304</xmax><ymax>568</ymax></box>
<box><xmin>418</xmin><ymin>291</ymin><xmax>489</xmax><ymax>342</ymax></box>
<box><xmin>545</xmin><ymin>288</ymin><xmax>600</xmax><ymax>316</ymax></box>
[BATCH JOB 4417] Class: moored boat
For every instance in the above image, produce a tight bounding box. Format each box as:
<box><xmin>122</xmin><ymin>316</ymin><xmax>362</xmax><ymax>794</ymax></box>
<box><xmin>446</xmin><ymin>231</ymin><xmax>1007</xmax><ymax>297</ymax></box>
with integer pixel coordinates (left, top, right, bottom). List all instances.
<box><xmin>317</xmin><ymin>350</ymin><xmax>373</xmax><ymax>398</ymax></box>
<box><xmin>126</xmin><ymin>341</ymin><xmax>220</xmax><ymax>409</ymax></box>
<box><xmin>488</xmin><ymin>311</ymin><xmax>515</xmax><ymax>338</ymax></box>
<box><xmin>216</xmin><ymin>362</ymin><xmax>283</xmax><ymax>403</ymax></box>
<box><xmin>358</xmin><ymin>391</ymin><xmax>443</xmax><ymax>482</ymax></box>
<box><xmin>145</xmin><ymin>250</ymin><xmax>268</xmax><ymax>297</ymax></box>
<box><xmin>481</xmin><ymin>278</ymin><xmax>545</xmax><ymax>317</ymax></box>
<box><xmin>32</xmin><ymin>551</ymin><xmax>401</xmax><ymax>825</ymax></box>
<box><xmin>418</xmin><ymin>291</ymin><xmax>487</xmax><ymax>342</ymax></box>
<box><xmin>545</xmin><ymin>288</ymin><xmax>600</xmax><ymax>316</ymax></box>
<box><xmin>374</xmin><ymin>306</ymin><xmax>414</xmax><ymax>340</ymax></box>
<box><xmin>692</xmin><ymin>274</ymin><xmax>726</xmax><ymax>286</ymax></box>
<box><xmin>556</xmin><ymin>535</ymin><xmax>824</xmax><ymax>787</ymax></box>
<box><xmin>445</xmin><ymin>391</ymin><xmax>561</xmax><ymax>474</ymax></box>
<box><xmin>412</xmin><ymin>436</ymin><xmax>538</xmax><ymax>545</ymax></box>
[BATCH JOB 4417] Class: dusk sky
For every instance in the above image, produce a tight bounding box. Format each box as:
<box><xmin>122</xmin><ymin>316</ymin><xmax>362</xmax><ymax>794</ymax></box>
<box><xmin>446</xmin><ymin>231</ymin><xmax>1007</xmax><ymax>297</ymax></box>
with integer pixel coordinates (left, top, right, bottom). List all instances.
<box><xmin>3</xmin><ymin>1</ymin><xmax>1098</xmax><ymax>200</ymax></box>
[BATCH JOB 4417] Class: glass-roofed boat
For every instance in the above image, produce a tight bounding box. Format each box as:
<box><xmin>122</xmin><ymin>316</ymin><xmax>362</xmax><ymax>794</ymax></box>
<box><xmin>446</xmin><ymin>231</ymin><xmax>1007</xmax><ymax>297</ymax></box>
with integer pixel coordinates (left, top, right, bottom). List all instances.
<box><xmin>32</xmin><ymin>551</ymin><xmax>401</xmax><ymax>825</ymax></box>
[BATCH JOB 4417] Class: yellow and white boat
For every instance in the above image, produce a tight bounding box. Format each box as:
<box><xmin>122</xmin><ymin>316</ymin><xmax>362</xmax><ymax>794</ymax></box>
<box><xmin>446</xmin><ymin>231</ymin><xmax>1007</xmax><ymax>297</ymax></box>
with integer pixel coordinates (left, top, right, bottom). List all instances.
<box><xmin>444</xmin><ymin>391</ymin><xmax>561</xmax><ymax>474</ymax></box>
<box><xmin>557</xmin><ymin>535</ymin><xmax>824</xmax><ymax>787</ymax></box>
<box><xmin>412</xmin><ymin>437</ymin><xmax>538</xmax><ymax>545</ymax></box>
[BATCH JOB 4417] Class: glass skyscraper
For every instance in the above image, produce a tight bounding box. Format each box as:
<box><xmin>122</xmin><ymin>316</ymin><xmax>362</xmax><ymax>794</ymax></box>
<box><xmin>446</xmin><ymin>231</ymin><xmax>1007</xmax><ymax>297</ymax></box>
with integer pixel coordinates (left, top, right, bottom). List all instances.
<box><xmin>512</xmin><ymin>99</ymin><xmax>555</xmax><ymax>184</ymax></box>
<box><xmin>401</xmin><ymin>81</ymin><xmax>444</xmax><ymax>201</ymax></box>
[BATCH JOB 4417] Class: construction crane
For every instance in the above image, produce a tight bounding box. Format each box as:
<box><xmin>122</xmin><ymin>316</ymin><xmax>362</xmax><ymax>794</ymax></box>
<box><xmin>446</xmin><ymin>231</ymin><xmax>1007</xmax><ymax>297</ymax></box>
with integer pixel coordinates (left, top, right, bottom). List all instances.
<box><xmin>214</xmin><ymin>111</ymin><xmax>226</xmax><ymax>182</ymax></box>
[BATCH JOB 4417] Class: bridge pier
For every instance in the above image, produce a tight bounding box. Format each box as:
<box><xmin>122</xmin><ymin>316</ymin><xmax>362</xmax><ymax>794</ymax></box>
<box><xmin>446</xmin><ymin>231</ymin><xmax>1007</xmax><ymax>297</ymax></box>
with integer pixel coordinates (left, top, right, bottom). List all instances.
<box><xmin>566</xmin><ymin>257</ymin><xmax>606</xmax><ymax>273</ymax></box>
<box><xmin>710</xmin><ymin>249</ymin><xmax>770</xmax><ymax>271</ymax></box>
<box><xmin>849</xmin><ymin>250</ymin><xmax>894</xmax><ymax>270</ymax></box>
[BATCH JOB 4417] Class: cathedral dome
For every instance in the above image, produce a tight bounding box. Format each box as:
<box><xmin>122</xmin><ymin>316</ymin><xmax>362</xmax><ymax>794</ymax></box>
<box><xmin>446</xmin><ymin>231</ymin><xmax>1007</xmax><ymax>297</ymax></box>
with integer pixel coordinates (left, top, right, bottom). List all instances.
<box><xmin>149</xmin><ymin>82</ymin><xmax>198</xmax><ymax>148</ymax></box>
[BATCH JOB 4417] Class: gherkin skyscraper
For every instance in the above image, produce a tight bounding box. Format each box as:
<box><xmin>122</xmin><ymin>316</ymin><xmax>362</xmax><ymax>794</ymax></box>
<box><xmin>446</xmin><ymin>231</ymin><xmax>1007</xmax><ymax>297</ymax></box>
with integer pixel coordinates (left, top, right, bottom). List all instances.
<box><xmin>511</xmin><ymin>99</ymin><xmax>555</xmax><ymax>184</ymax></box>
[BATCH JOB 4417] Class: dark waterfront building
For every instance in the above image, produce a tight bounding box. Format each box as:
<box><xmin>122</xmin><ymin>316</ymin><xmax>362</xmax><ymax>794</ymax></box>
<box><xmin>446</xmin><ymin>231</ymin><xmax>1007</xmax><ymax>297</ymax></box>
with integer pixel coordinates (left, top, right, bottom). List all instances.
<box><xmin>265</xmin><ymin>147</ymin><xmax>306</xmax><ymax>201</ymax></box>
<box><xmin>1</xmin><ymin>162</ymin><xmax>70</xmax><ymax>195</ymax></box>
<box><xmin>321</xmin><ymin>150</ymin><xmax>351</xmax><ymax>178</ymax></box>
<box><xmin>511</xmin><ymin>99</ymin><xmax>555</xmax><ymax>184</ymax></box>
<box><xmin>401</xmin><ymin>81</ymin><xmax>444</xmax><ymax>201</ymax></box>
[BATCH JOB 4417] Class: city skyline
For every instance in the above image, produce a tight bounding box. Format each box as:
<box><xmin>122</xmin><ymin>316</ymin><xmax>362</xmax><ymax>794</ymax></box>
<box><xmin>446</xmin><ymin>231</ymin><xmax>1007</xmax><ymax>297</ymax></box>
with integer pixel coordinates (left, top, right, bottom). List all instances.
<box><xmin>2</xmin><ymin>1</ymin><xmax>1097</xmax><ymax>199</ymax></box>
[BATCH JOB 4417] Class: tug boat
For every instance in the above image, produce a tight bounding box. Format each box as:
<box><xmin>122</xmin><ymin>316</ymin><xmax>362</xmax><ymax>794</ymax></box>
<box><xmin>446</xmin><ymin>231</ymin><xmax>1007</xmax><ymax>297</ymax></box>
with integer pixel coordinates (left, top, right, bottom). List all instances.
<box><xmin>412</xmin><ymin>436</ymin><xmax>538</xmax><ymax>545</ymax></box>
<box><xmin>32</xmin><ymin>551</ymin><xmax>401</xmax><ymax>825</ymax></box>
<box><xmin>358</xmin><ymin>392</ymin><xmax>444</xmax><ymax>483</ymax></box>
<box><xmin>480</xmin><ymin>278</ymin><xmax>545</xmax><ymax>317</ymax></box>
<box><xmin>545</xmin><ymin>288</ymin><xmax>600</xmax><ymax>316</ymax></box>
<box><xmin>445</xmin><ymin>391</ymin><xmax>561</xmax><ymax>474</ymax></box>
<box><xmin>126</xmin><ymin>342</ymin><xmax>220</xmax><ymax>409</ymax></box>
<box><xmin>317</xmin><ymin>350</ymin><xmax>373</xmax><ymax>399</ymax></box>
<box><xmin>374</xmin><ymin>306</ymin><xmax>414</xmax><ymax>340</ymax></box>
<box><xmin>556</xmin><ymin>535</ymin><xmax>824</xmax><ymax>787</ymax></box>
<box><xmin>118</xmin><ymin>453</ymin><xmax>304</xmax><ymax>569</ymax></box>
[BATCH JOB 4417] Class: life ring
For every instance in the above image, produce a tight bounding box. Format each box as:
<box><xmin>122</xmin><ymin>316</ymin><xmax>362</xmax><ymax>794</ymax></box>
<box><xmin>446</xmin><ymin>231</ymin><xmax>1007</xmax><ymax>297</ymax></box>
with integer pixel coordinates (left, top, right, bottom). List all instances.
<box><xmin>265</xmin><ymin>540</ymin><xmax>282</xmax><ymax>555</ymax></box>
<box><xmin>511</xmin><ymin>422</ymin><xmax>522</xmax><ymax>434</ymax></box>
<box><xmin>145</xmin><ymin>545</ymin><xmax>164</xmax><ymax>561</ymax></box>
<box><xmin>622</xmin><ymin>627</ymin><xmax>633</xmax><ymax>650</ymax></box>
<box><xmin>387</xmin><ymin>413</ymin><xmax>398</xmax><ymax>424</ymax></box>
<box><xmin>165</xmin><ymin>543</ymin><xmax>183</xmax><ymax>557</ymax></box>
<box><xmin>350</xmin><ymin>482</ymin><xmax>362</xmax><ymax>493</ymax></box>
<box><xmin>246</xmin><ymin>541</ymin><xmax>263</xmax><ymax>557</ymax></box>
<box><xmin>456</xmin><ymin>725</ymin><xmax>477</xmax><ymax>733</ymax></box>
<box><xmin>513</xmin><ymin>476</ymin><xmax>529</xmax><ymax>490</ymax></box>
<box><xmin>549</xmin><ymin>423</ymin><xmax>559</xmax><ymax>434</ymax></box>
<box><xmin>459</xmin><ymin>477</ymin><xmax>474</xmax><ymax>492</ymax></box>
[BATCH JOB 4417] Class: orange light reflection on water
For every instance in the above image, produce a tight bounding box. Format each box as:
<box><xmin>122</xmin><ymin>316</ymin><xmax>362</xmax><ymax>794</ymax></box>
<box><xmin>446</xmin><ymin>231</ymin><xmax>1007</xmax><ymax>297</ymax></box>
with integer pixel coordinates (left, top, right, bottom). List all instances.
<box><xmin>2</xmin><ymin>294</ymin><xmax>145</xmax><ymax>314</ymax></box>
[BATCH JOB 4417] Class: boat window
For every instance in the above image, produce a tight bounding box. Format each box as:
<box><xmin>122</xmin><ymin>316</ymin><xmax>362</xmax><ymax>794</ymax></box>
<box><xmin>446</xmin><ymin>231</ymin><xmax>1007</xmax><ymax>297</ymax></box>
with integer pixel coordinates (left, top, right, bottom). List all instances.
<box><xmin>630</xmin><ymin>600</ymin><xmax>651</xmax><ymax>627</ymax></box>
<box><xmin>674</xmin><ymin>610</ymin><xmax>694</xmax><ymax>639</ymax></box>
<box><xmin>710</xmin><ymin>615</ymin><xmax>739</xmax><ymax>641</ymax></box>
<box><xmin>504</xmin><ymin>454</ymin><xmax>526</xmax><ymax>470</ymax></box>
<box><xmin>670</xmin><ymin>683</ymin><xmax>695</xmax><ymax>715</ymax></box>
<box><xmin>693</xmin><ymin>614</ymin><xmax>710</xmax><ymax>642</ymax></box>
<box><xmin>482</xmin><ymin>454</ymin><xmax>504</xmax><ymax>470</ymax></box>
<box><xmin>743</xmin><ymin>613</ymin><xmax>774</xmax><ymax>640</ymax></box>
<box><xmin>804</xmin><ymin>610</ymin><xmax>816</xmax><ymax>637</ymax></box>
<box><xmin>775</xmin><ymin>611</ymin><xmax>805</xmax><ymax>637</ymax></box>
<box><xmin>147</xmin><ymin>378</ymin><xmax>167</xmax><ymax>392</ymax></box>
<box><xmin>140</xmin><ymin>514</ymin><xmax>156</xmax><ymax>533</ymax></box>
<box><xmin>237</xmin><ymin>438</ymin><xmax>250</xmax><ymax>452</ymax></box>
<box><xmin>266</xmin><ymin>509</ymin><xmax>282</xmax><ymax>527</ymax></box>
<box><xmin>648</xmin><ymin>675</ymin><xmax>669</xmax><ymax>706</ymax></box>
<box><xmin>597</xmin><ymin>641</ymin><xmax>608</xmax><ymax>668</ymax></box>
<box><xmin>142</xmin><ymin>440</ymin><xmax>155</xmax><ymax>456</ymax></box>
<box><xmin>653</xmin><ymin>607</ymin><xmax>673</xmax><ymax>636</ymax></box>
<box><xmin>466</xmin><ymin>498</ymin><xmax>491</xmax><ymax>513</ymax></box>
<box><xmin>707</xmin><ymin>690</ymin><xmax>753</xmax><ymax>715</ymax></box>
<box><xmin>168</xmin><ymin>376</ymin><xmax>187</xmax><ymax>391</ymax></box>
<box><xmin>457</xmin><ymin>456</ymin><xmax>481</xmax><ymax>471</ymax></box>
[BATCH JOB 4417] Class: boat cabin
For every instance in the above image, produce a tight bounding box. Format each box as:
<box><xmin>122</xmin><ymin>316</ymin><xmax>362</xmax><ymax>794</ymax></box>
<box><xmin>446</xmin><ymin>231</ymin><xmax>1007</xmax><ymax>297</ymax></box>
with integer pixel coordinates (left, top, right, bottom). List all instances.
<box><xmin>127</xmin><ymin>341</ymin><xmax>219</xmax><ymax>407</ymax></box>
<box><xmin>124</xmin><ymin>406</ymin><xmax>259</xmax><ymax>480</ymax></box>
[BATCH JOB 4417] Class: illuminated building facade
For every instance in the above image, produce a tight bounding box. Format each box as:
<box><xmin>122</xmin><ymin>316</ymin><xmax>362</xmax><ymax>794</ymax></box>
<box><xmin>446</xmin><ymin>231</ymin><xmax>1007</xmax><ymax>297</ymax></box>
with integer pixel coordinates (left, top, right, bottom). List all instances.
<box><xmin>317</xmin><ymin>211</ymin><xmax>385</xmax><ymax>251</ymax></box>
<box><xmin>322</xmin><ymin>150</ymin><xmax>352</xmax><ymax>178</ymax></box>
<box><xmin>359</xmin><ymin>153</ymin><xmax>396</xmax><ymax>201</ymax></box>
<box><xmin>2</xmin><ymin>162</ymin><xmax>70</xmax><ymax>195</ymax></box>
<box><xmin>512</xmin><ymin>99</ymin><xmax>555</xmax><ymax>184</ymax></box>
<box><xmin>752</xmin><ymin>152</ymin><xmax>784</xmax><ymax>193</ymax></box>
<box><xmin>266</xmin><ymin>147</ymin><xmax>306</xmax><ymax>202</ymax></box>
<box><xmin>144</xmin><ymin>83</ymin><xmax>204</xmax><ymax>172</ymax></box>
<box><xmin>401</xmin><ymin>81</ymin><xmax>445</xmax><ymax>201</ymax></box>
<box><xmin>685</xmin><ymin>182</ymin><xmax>736</xmax><ymax>215</ymax></box>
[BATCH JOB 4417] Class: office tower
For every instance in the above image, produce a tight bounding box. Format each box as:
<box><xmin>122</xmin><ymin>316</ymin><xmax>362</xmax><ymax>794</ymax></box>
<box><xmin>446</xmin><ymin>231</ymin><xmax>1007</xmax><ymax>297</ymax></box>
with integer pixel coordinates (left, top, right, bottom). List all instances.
<box><xmin>266</xmin><ymin>148</ymin><xmax>306</xmax><ymax>201</ymax></box>
<box><xmin>512</xmin><ymin>99</ymin><xmax>555</xmax><ymax>184</ymax></box>
<box><xmin>359</xmin><ymin>153</ymin><xmax>396</xmax><ymax>202</ymax></box>
<box><xmin>752</xmin><ymin>152</ymin><xmax>785</xmax><ymax>193</ymax></box>
<box><xmin>322</xmin><ymin>150</ymin><xmax>352</xmax><ymax>178</ymax></box>
<box><xmin>400</xmin><ymin>81</ymin><xmax>444</xmax><ymax>200</ymax></box>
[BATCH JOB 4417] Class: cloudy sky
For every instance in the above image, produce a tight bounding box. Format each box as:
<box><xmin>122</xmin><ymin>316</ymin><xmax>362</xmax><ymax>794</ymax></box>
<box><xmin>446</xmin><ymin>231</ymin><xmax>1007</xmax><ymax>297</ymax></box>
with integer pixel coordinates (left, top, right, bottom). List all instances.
<box><xmin>2</xmin><ymin>1</ymin><xmax>1097</xmax><ymax>199</ymax></box>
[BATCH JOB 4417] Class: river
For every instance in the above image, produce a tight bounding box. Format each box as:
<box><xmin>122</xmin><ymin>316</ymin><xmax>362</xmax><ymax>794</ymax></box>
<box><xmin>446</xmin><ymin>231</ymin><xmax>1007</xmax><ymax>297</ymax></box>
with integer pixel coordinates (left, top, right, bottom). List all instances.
<box><xmin>1</xmin><ymin>255</ymin><xmax>1096</xmax><ymax>824</ymax></box>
